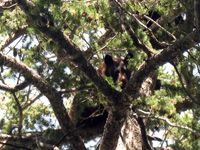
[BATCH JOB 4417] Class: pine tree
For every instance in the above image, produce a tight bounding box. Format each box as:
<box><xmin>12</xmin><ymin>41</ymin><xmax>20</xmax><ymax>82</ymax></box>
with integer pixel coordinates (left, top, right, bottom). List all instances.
<box><xmin>0</xmin><ymin>0</ymin><xmax>199</xmax><ymax>149</ymax></box>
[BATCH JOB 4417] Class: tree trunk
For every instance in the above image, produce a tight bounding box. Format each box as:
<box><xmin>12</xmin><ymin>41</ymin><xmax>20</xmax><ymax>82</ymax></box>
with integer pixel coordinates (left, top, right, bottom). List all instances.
<box><xmin>116</xmin><ymin>112</ymin><xmax>144</xmax><ymax>150</ymax></box>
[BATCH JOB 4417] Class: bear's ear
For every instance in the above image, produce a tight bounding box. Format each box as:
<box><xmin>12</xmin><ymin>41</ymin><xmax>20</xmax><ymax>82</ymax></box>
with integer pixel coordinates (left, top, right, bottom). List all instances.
<box><xmin>124</xmin><ymin>53</ymin><xmax>133</xmax><ymax>65</ymax></box>
<box><xmin>105</xmin><ymin>55</ymin><xmax>114</xmax><ymax>67</ymax></box>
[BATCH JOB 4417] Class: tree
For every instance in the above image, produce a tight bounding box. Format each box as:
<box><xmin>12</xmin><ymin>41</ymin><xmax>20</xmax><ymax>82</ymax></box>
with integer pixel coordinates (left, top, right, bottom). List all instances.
<box><xmin>0</xmin><ymin>0</ymin><xmax>200</xmax><ymax>149</ymax></box>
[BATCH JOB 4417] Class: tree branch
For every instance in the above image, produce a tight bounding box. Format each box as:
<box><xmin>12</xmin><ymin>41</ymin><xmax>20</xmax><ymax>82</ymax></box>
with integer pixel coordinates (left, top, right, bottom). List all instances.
<box><xmin>109</xmin><ymin>0</ymin><xmax>156</xmax><ymax>57</ymax></box>
<box><xmin>22</xmin><ymin>93</ymin><xmax>43</xmax><ymax>110</ymax></box>
<box><xmin>0</xmin><ymin>53</ymin><xmax>86</xmax><ymax>150</ymax></box>
<box><xmin>12</xmin><ymin>92</ymin><xmax>23</xmax><ymax>137</ymax></box>
<box><xmin>171</xmin><ymin>61</ymin><xmax>200</xmax><ymax>107</ymax></box>
<box><xmin>137</xmin><ymin>117</ymin><xmax>153</xmax><ymax>150</ymax></box>
<box><xmin>84</xmin><ymin>29</ymin><xmax>116</xmax><ymax>59</ymax></box>
<box><xmin>99</xmin><ymin>105</ymin><xmax>128</xmax><ymax>150</ymax></box>
<box><xmin>0</xmin><ymin>25</ymin><xmax>28</xmax><ymax>51</ymax></box>
<box><xmin>113</xmin><ymin>0</ymin><xmax>175</xmax><ymax>48</ymax></box>
<box><xmin>194</xmin><ymin>0</ymin><xmax>200</xmax><ymax>30</ymax></box>
<box><xmin>123</xmin><ymin>30</ymin><xmax>200</xmax><ymax>101</ymax></box>
<box><xmin>0</xmin><ymin>0</ymin><xmax>17</xmax><ymax>13</ymax></box>
<box><xmin>0</xmin><ymin>141</ymin><xmax>32</xmax><ymax>150</ymax></box>
<box><xmin>59</xmin><ymin>85</ymin><xmax>94</xmax><ymax>94</ymax></box>
<box><xmin>0</xmin><ymin>81</ymin><xmax>29</xmax><ymax>92</ymax></box>
<box><xmin>17</xmin><ymin>0</ymin><xmax>118</xmax><ymax>104</ymax></box>
<box><xmin>136</xmin><ymin>111</ymin><xmax>200</xmax><ymax>137</ymax></box>
<box><xmin>143</xmin><ymin>15</ymin><xmax>176</xmax><ymax>40</ymax></box>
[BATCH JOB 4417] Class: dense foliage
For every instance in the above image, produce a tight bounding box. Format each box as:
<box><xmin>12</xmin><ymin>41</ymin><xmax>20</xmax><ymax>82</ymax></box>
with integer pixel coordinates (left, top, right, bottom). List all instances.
<box><xmin>0</xmin><ymin>0</ymin><xmax>200</xmax><ymax>150</ymax></box>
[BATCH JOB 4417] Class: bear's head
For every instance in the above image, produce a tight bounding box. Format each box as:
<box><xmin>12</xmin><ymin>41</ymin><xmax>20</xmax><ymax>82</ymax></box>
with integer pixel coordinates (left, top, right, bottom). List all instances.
<box><xmin>98</xmin><ymin>53</ymin><xmax>133</xmax><ymax>88</ymax></box>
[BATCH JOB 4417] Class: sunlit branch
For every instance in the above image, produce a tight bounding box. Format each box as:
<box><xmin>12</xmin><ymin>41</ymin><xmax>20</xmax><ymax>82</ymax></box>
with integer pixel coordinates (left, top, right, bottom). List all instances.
<box><xmin>0</xmin><ymin>1</ymin><xmax>17</xmax><ymax>13</ymax></box>
<box><xmin>59</xmin><ymin>85</ymin><xmax>94</xmax><ymax>94</ymax></box>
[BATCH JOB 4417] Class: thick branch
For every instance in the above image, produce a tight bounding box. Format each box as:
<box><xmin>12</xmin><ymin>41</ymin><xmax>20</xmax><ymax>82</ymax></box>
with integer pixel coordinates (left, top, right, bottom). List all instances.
<box><xmin>0</xmin><ymin>53</ymin><xmax>86</xmax><ymax>150</ymax></box>
<box><xmin>123</xmin><ymin>30</ymin><xmax>200</xmax><ymax>100</ymax></box>
<box><xmin>16</xmin><ymin>0</ymin><xmax>118</xmax><ymax>105</ymax></box>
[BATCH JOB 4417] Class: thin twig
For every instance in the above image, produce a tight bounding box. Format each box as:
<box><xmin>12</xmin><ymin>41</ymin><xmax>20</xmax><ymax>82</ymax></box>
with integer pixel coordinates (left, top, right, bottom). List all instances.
<box><xmin>136</xmin><ymin>110</ymin><xmax>200</xmax><ymax>136</ymax></box>
<box><xmin>22</xmin><ymin>93</ymin><xmax>43</xmax><ymax>110</ymax></box>
<box><xmin>143</xmin><ymin>15</ymin><xmax>176</xmax><ymax>40</ymax></box>
<box><xmin>114</xmin><ymin>0</ymin><xmax>176</xmax><ymax>42</ymax></box>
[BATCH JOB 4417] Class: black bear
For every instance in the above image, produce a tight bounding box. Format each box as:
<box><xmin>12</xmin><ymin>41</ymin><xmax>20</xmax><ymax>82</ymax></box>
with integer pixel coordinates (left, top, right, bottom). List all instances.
<box><xmin>98</xmin><ymin>53</ymin><xmax>133</xmax><ymax>88</ymax></box>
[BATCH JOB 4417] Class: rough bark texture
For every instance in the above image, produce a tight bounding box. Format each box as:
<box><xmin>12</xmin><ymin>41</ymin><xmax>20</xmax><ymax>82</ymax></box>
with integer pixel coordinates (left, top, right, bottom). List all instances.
<box><xmin>116</xmin><ymin>112</ymin><xmax>144</xmax><ymax>150</ymax></box>
<box><xmin>0</xmin><ymin>53</ymin><xmax>86</xmax><ymax>150</ymax></box>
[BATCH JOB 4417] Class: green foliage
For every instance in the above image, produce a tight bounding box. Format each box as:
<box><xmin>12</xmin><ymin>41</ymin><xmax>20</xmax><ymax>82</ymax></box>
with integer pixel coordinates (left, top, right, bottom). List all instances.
<box><xmin>102</xmin><ymin>75</ymin><xmax>122</xmax><ymax>91</ymax></box>
<box><xmin>0</xmin><ymin>0</ymin><xmax>200</xmax><ymax>149</ymax></box>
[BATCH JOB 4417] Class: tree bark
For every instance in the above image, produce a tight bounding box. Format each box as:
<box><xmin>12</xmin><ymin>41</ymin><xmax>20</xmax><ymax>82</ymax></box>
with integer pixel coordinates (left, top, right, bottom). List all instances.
<box><xmin>116</xmin><ymin>112</ymin><xmax>144</xmax><ymax>150</ymax></box>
